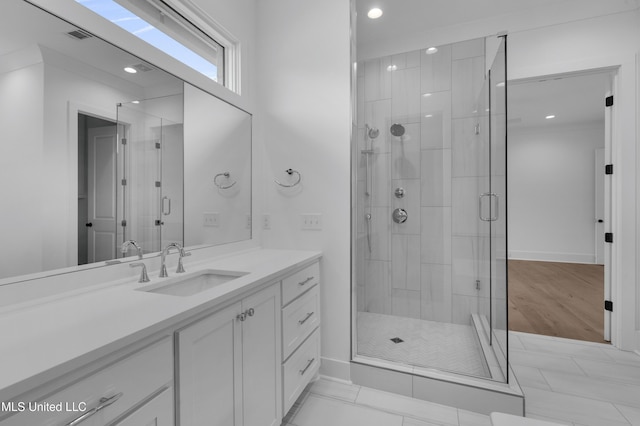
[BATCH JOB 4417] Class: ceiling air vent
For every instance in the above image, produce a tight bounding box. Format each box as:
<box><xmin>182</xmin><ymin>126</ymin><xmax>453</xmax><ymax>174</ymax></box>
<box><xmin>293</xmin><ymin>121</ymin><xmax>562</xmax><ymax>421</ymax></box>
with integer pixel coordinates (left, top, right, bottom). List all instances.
<box><xmin>66</xmin><ymin>29</ymin><xmax>93</xmax><ymax>40</ymax></box>
<box><xmin>131</xmin><ymin>63</ymin><xmax>154</xmax><ymax>73</ymax></box>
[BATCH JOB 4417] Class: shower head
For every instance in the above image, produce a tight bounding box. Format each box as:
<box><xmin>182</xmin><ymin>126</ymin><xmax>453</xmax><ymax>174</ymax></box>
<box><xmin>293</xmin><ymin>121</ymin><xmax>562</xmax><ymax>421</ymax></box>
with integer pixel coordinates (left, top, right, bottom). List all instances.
<box><xmin>390</xmin><ymin>123</ymin><xmax>405</xmax><ymax>137</ymax></box>
<box><xmin>366</xmin><ymin>124</ymin><xmax>380</xmax><ymax>139</ymax></box>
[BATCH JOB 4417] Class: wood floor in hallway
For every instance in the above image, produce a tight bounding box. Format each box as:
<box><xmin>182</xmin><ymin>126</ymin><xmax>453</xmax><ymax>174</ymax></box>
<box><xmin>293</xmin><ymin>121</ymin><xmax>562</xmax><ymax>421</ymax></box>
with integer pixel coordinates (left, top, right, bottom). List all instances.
<box><xmin>508</xmin><ymin>260</ymin><xmax>607</xmax><ymax>344</ymax></box>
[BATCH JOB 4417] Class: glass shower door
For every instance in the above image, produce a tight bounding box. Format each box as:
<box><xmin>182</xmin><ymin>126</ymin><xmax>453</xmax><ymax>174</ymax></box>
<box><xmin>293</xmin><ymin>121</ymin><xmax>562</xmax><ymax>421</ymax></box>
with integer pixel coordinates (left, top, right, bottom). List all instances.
<box><xmin>486</xmin><ymin>37</ymin><xmax>508</xmax><ymax>381</ymax></box>
<box><xmin>116</xmin><ymin>101</ymin><xmax>183</xmax><ymax>255</ymax></box>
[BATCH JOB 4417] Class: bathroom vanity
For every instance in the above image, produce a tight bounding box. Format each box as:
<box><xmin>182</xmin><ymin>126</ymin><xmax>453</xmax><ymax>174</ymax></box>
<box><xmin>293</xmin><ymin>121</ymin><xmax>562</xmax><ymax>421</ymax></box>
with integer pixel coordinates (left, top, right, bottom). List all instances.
<box><xmin>0</xmin><ymin>249</ymin><xmax>321</xmax><ymax>426</ymax></box>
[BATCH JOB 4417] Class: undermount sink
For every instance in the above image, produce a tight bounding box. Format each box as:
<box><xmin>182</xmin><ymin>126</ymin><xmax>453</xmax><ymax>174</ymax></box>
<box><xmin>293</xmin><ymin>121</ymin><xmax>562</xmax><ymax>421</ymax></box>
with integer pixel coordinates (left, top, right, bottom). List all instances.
<box><xmin>137</xmin><ymin>269</ymin><xmax>249</xmax><ymax>297</ymax></box>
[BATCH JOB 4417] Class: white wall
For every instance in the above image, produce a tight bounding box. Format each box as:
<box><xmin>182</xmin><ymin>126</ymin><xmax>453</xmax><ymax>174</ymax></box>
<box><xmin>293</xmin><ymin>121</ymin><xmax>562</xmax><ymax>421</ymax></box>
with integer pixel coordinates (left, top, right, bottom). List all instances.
<box><xmin>256</xmin><ymin>0</ymin><xmax>352</xmax><ymax>379</ymax></box>
<box><xmin>183</xmin><ymin>83</ymin><xmax>252</xmax><ymax>247</ymax></box>
<box><xmin>0</xmin><ymin>49</ymin><xmax>44</xmax><ymax>278</ymax></box>
<box><xmin>508</xmin><ymin>123</ymin><xmax>604</xmax><ymax>263</ymax></box>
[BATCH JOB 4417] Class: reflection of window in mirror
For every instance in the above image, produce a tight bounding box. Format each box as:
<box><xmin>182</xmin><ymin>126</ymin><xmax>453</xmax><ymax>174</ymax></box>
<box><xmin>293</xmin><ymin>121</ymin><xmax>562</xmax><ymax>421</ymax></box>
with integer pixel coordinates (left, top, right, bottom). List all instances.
<box><xmin>76</xmin><ymin>0</ymin><xmax>237</xmax><ymax>91</ymax></box>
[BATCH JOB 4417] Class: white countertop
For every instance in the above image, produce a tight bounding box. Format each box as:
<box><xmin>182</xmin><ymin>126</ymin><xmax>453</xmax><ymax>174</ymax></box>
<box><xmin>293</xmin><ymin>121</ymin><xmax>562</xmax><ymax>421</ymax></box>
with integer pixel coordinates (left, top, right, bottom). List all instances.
<box><xmin>0</xmin><ymin>248</ymin><xmax>321</xmax><ymax>402</ymax></box>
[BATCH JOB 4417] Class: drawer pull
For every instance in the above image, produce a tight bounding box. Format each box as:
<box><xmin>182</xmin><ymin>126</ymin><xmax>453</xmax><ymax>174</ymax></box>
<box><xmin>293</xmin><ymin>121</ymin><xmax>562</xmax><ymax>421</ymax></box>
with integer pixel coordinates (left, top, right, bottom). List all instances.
<box><xmin>247</xmin><ymin>308</ymin><xmax>255</xmax><ymax>317</ymax></box>
<box><xmin>299</xmin><ymin>358</ymin><xmax>315</xmax><ymax>376</ymax></box>
<box><xmin>66</xmin><ymin>392</ymin><xmax>123</xmax><ymax>426</ymax></box>
<box><xmin>298</xmin><ymin>276</ymin><xmax>314</xmax><ymax>286</ymax></box>
<box><xmin>298</xmin><ymin>312</ymin><xmax>314</xmax><ymax>325</ymax></box>
<box><xmin>237</xmin><ymin>312</ymin><xmax>247</xmax><ymax>321</ymax></box>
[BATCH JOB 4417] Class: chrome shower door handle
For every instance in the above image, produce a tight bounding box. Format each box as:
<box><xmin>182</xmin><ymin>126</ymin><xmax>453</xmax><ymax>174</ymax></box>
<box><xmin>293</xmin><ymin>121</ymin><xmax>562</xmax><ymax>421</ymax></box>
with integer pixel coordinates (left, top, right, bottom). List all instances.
<box><xmin>479</xmin><ymin>193</ymin><xmax>499</xmax><ymax>222</ymax></box>
<box><xmin>162</xmin><ymin>196</ymin><xmax>171</xmax><ymax>215</ymax></box>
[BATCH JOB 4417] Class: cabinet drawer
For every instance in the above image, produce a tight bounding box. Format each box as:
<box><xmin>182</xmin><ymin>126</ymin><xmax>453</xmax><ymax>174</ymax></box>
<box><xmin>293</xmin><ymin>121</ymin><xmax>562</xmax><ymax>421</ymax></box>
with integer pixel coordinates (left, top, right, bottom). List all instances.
<box><xmin>282</xmin><ymin>262</ymin><xmax>319</xmax><ymax>306</ymax></box>
<box><xmin>282</xmin><ymin>286</ymin><xmax>319</xmax><ymax>360</ymax></box>
<box><xmin>1</xmin><ymin>338</ymin><xmax>172</xmax><ymax>426</ymax></box>
<box><xmin>282</xmin><ymin>329</ymin><xmax>320</xmax><ymax>414</ymax></box>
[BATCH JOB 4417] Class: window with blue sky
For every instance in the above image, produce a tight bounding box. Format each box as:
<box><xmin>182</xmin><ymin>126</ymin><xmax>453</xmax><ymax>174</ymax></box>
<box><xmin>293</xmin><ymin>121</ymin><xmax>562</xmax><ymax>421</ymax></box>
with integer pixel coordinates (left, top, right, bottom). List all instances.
<box><xmin>76</xmin><ymin>0</ymin><xmax>222</xmax><ymax>82</ymax></box>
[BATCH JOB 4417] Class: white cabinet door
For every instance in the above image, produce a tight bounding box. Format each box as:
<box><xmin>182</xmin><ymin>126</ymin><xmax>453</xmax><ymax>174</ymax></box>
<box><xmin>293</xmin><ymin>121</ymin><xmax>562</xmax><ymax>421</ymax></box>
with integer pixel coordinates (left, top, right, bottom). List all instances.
<box><xmin>241</xmin><ymin>285</ymin><xmax>281</xmax><ymax>426</ymax></box>
<box><xmin>177</xmin><ymin>284</ymin><xmax>281</xmax><ymax>426</ymax></box>
<box><xmin>177</xmin><ymin>302</ymin><xmax>243</xmax><ymax>426</ymax></box>
<box><xmin>114</xmin><ymin>387</ymin><xmax>174</xmax><ymax>425</ymax></box>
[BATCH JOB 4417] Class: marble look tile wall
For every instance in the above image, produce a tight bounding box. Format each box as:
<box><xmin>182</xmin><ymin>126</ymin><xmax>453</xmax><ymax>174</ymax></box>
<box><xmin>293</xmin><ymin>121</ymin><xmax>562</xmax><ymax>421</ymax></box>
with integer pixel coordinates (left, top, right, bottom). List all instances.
<box><xmin>357</xmin><ymin>38</ymin><xmax>488</xmax><ymax>326</ymax></box>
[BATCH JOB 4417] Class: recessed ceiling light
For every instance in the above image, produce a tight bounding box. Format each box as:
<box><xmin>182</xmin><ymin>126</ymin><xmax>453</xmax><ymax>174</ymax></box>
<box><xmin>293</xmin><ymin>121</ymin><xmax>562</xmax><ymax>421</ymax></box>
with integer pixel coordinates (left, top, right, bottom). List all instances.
<box><xmin>368</xmin><ymin>8</ymin><xmax>383</xmax><ymax>19</ymax></box>
<box><xmin>496</xmin><ymin>81</ymin><xmax>505</xmax><ymax>87</ymax></box>
<box><xmin>545</xmin><ymin>115</ymin><xmax>556</xmax><ymax>119</ymax></box>
<box><xmin>425</xmin><ymin>47</ymin><xmax>438</xmax><ymax>55</ymax></box>
<box><xmin>124</xmin><ymin>67</ymin><xmax>137</xmax><ymax>74</ymax></box>
<box><xmin>422</xmin><ymin>93</ymin><xmax>432</xmax><ymax>97</ymax></box>
<box><xmin>132</xmin><ymin>100</ymin><xmax>140</xmax><ymax>104</ymax></box>
<box><xmin>425</xmin><ymin>114</ymin><xmax>433</xmax><ymax>118</ymax></box>
<box><xmin>387</xmin><ymin>64</ymin><xmax>397</xmax><ymax>72</ymax></box>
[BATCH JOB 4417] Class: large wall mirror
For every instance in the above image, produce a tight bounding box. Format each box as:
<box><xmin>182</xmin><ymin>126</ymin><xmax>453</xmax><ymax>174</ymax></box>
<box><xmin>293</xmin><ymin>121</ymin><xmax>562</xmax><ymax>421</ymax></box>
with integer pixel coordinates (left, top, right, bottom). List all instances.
<box><xmin>0</xmin><ymin>0</ymin><xmax>252</xmax><ymax>283</ymax></box>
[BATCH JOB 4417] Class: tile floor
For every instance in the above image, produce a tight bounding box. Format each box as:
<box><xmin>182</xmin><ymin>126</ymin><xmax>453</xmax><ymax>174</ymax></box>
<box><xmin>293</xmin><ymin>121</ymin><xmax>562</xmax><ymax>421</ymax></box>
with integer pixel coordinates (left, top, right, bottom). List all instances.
<box><xmin>283</xmin><ymin>331</ymin><xmax>640</xmax><ymax>426</ymax></box>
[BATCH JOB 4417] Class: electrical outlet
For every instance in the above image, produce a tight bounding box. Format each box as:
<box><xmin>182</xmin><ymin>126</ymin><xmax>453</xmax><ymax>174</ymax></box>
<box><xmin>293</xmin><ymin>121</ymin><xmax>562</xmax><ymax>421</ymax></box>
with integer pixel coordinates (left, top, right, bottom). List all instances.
<box><xmin>203</xmin><ymin>212</ymin><xmax>220</xmax><ymax>227</ymax></box>
<box><xmin>262</xmin><ymin>214</ymin><xmax>271</xmax><ymax>229</ymax></box>
<box><xmin>301</xmin><ymin>214</ymin><xmax>322</xmax><ymax>230</ymax></box>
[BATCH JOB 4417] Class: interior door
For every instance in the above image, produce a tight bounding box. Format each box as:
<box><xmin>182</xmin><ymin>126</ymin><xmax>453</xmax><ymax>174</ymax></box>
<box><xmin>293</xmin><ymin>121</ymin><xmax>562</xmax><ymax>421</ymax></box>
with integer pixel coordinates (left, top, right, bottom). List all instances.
<box><xmin>87</xmin><ymin>125</ymin><xmax>118</xmax><ymax>263</ymax></box>
<box><xmin>603</xmin><ymin>87</ymin><xmax>613</xmax><ymax>342</ymax></box>
<box><xmin>595</xmin><ymin>148</ymin><xmax>605</xmax><ymax>265</ymax></box>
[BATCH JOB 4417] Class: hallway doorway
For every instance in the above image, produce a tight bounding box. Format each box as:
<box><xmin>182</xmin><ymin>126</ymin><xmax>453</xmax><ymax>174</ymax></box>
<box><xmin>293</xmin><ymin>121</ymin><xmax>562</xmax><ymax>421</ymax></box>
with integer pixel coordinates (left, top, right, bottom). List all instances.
<box><xmin>507</xmin><ymin>70</ymin><xmax>614</xmax><ymax>343</ymax></box>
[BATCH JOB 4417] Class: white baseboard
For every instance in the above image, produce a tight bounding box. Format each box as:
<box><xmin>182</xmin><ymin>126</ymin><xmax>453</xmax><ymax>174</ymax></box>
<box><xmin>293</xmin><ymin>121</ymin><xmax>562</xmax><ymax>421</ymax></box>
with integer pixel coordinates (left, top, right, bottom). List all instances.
<box><xmin>320</xmin><ymin>356</ymin><xmax>351</xmax><ymax>382</ymax></box>
<box><xmin>508</xmin><ymin>250</ymin><xmax>596</xmax><ymax>264</ymax></box>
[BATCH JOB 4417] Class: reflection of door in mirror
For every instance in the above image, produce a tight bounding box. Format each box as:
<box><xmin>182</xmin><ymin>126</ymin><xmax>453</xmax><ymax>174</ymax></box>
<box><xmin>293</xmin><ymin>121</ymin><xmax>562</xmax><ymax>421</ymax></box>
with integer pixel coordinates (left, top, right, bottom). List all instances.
<box><xmin>78</xmin><ymin>114</ymin><xmax>119</xmax><ymax>265</ymax></box>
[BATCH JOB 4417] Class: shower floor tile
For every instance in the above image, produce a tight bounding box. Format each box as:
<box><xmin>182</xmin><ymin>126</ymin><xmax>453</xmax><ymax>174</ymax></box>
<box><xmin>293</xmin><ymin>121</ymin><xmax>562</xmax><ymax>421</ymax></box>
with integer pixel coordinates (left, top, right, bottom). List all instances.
<box><xmin>357</xmin><ymin>312</ymin><xmax>490</xmax><ymax>378</ymax></box>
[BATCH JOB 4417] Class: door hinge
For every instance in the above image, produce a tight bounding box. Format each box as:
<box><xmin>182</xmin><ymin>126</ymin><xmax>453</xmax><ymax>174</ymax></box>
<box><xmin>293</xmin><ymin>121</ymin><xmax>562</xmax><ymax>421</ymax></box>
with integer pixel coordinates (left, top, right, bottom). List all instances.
<box><xmin>155</xmin><ymin>219</ymin><xmax>164</xmax><ymax>226</ymax></box>
<box><xmin>121</xmin><ymin>219</ymin><xmax>127</xmax><ymax>227</ymax></box>
<box><xmin>605</xmin><ymin>233</ymin><xmax>614</xmax><ymax>243</ymax></box>
<box><xmin>604</xmin><ymin>300</ymin><xmax>613</xmax><ymax>312</ymax></box>
<box><xmin>155</xmin><ymin>181</ymin><xmax>162</xmax><ymax>188</ymax></box>
<box><xmin>121</xmin><ymin>138</ymin><xmax>127</xmax><ymax>145</ymax></box>
<box><xmin>155</xmin><ymin>141</ymin><xmax>161</xmax><ymax>149</ymax></box>
<box><xmin>605</xmin><ymin>96</ymin><xmax>614</xmax><ymax>107</ymax></box>
<box><xmin>121</xmin><ymin>178</ymin><xmax>127</xmax><ymax>186</ymax></box>
<box><xmin>605</xmin><ymin>164</ymin><xmax>614</xmax><ymax>175</ymax></box>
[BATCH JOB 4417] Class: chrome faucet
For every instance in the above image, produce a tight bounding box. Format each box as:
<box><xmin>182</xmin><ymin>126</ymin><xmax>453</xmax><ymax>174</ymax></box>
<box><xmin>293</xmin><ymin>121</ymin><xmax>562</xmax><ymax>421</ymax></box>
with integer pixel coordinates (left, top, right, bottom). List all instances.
<box><xmin>130</xmin><ymin>262</ymin><xmax>150</xmax><ymax>283</ymax></box>
<box><xmin>160</xmin><ymin>242</ymin><xmax>191</xmax><ymax>277</ymax></box>
<box><xmin>121</xmin><ymin>240</ymin><xmax>143</xmax><ymax>259</ymax></box>
<box><xmin>121</xmin><ymin>240</ymin><xmax>149</xmax><ymax>283</ymax></box>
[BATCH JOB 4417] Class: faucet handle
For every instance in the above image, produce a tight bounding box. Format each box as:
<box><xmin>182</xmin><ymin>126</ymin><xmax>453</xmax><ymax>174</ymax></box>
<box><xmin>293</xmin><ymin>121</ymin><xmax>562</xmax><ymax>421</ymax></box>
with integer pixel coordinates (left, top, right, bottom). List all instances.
<box><xmin>130</xmin><ymin>262</ymin><xmax>150</xmax><ymax>283</ymax></box>
<box><xmin>176</xmin><ymin>252</ymin><xmax>191</xmax><ymax>274</ymax></box>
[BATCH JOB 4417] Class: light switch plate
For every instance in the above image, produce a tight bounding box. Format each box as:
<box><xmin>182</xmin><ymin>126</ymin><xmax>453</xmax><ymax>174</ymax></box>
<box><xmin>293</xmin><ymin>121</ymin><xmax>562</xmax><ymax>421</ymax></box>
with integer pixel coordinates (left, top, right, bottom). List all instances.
<box><xmin>203</xmin><ymin>212</ymin><xmax>219</xmax><ymax>227</ymax></box>
<box><xmin>301</xmin><ymin>214</ymin><xmax>322</xmax><ymax>230</ymax></box>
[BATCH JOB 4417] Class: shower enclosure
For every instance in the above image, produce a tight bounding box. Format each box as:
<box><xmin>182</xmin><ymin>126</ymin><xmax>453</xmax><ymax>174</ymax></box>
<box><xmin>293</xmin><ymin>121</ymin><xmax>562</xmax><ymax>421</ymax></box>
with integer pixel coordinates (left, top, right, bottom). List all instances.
<box><xmin>115</xmin><ymin>97</ymin><xmax>184</xmax><ymax>257</ymax></box>
<box><xmin>353</xmin><ymin>36</ymin><xmax>508</xmax><ymax>382</ymax></box>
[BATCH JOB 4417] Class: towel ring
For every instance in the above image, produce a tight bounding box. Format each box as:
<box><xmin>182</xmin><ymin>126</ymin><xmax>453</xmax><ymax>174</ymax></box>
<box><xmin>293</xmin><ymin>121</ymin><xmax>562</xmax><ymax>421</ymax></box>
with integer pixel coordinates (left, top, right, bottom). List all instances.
<box><xmin>214</xmin><ymin>172</ymin><xmax>237</xmax><ymax>190</ymax></box>
<box><xmin>274</xmin><ymin>168</ymin><xmax>301</xmax><ymax>188</ymax></box>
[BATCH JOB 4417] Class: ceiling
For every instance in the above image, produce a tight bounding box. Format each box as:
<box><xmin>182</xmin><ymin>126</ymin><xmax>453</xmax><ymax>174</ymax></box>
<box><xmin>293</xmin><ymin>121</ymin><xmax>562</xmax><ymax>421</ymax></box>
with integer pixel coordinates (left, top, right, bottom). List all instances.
<box><xmin>508</xmin><ymin>71</ymin><xmax>611</xmax><ymax>129</ymax></box>
<box><xmin>355</xmin><ymin>0</ymin><xmax>568</xmax><ymax>46</ymax></box>
<box><xmin>355</xmin><ymin>0</ymin><xmax>618</xmax><ymax>130</ymax></box>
